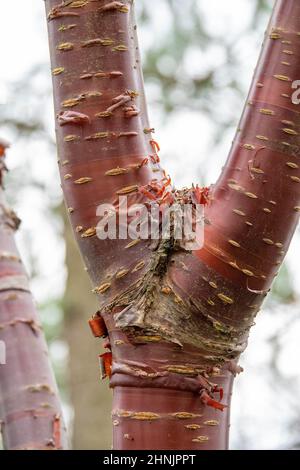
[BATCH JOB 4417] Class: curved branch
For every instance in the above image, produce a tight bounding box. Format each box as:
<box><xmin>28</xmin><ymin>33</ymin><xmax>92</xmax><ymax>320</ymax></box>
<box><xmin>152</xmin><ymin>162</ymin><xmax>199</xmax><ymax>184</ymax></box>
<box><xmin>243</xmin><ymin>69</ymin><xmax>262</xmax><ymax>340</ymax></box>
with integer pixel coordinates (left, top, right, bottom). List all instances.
<box><xmin>0</xmin><ymin>140</ymin><xmax>68</xmax><ymax>450</ymax></box>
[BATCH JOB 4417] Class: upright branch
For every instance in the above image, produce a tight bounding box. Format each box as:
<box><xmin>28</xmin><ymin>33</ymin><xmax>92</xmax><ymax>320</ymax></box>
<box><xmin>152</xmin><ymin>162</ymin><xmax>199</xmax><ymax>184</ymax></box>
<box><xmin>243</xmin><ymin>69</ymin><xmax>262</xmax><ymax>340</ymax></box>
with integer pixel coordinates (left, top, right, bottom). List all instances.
<box><xmin>201</xmin><ymin>0</ymin><xmax>300</xmax><ymax>295</ymax></box>
<box><xmin>0</xmin><ymin>140</ymin><xmax>68</xmax><ymax>450</ymax></box>
<box><xmin>45</xmin><ymin>0</ymin><xmax>300</xmax><ymax>449</ymax></box>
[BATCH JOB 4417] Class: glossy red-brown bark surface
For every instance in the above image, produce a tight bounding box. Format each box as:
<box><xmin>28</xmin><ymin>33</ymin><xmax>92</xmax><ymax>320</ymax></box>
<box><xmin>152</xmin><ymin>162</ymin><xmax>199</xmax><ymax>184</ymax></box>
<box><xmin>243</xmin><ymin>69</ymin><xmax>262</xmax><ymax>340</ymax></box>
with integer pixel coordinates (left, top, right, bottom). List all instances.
<box><xmin>0</xmin><ymin>142</ymin><xmax>68</xmax><ymax>449</ymax></box>
<box><xmin>45</xmin><ymin>0</ymin><xmax>300</xmax><ymax>449</ymax></box>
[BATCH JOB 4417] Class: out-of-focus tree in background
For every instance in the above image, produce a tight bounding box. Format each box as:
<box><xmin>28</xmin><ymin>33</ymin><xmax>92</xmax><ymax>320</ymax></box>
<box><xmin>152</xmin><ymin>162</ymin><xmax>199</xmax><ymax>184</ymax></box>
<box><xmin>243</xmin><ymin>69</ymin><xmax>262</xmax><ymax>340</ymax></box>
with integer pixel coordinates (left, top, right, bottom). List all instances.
<box><xmin>1</xmin><ymin>0</ymin><xmax>300</xmax><ymax>449</ymax></box>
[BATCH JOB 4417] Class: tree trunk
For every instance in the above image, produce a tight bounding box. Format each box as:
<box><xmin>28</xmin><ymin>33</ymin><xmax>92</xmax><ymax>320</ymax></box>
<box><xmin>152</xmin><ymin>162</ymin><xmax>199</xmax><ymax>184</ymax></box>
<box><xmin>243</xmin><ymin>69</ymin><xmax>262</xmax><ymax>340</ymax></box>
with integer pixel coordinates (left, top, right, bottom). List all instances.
<box><xmin>45</xmin><ymin>0</ymin><xmax>300</xmax><ymax>449</ymax></box>
<box><xmin>0</xmin><ymin>140</ymin><xmax>68</xmax><ymax>450</ymax></box>
<box><xmin>63</xmin><ymin>209</ymin><xmax>112</xmax><ymax>449</ymax></box>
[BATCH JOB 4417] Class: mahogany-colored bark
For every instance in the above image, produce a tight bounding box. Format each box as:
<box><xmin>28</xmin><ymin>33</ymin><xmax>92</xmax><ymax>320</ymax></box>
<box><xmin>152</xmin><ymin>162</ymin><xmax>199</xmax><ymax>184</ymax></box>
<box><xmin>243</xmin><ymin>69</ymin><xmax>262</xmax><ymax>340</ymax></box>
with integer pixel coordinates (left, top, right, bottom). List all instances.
<box><xmin>0</xmin><ymin>141</ymin><xmax>68</xmax><ymax>450</ymax></box>
<box><xmin>45</xmin><ymin>0</ymin><xmax>300</xmax><ymax>449</ymax></box>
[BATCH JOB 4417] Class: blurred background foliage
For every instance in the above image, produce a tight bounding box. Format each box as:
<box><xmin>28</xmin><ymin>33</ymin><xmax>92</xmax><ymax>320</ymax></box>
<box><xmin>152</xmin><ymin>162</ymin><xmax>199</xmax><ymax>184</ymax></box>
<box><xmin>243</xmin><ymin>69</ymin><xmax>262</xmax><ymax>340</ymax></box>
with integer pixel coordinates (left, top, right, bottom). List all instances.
<box><xmin>1</xmin><ymin>0</ymin><xmax>300</xmax><ymax>449</ymax></box>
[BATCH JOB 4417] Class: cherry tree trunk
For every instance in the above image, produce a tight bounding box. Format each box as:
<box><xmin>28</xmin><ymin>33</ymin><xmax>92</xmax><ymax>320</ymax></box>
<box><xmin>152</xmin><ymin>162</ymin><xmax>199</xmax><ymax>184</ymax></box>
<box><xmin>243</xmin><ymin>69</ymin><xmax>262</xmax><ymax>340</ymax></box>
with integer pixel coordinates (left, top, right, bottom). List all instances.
<box><xmin>0</xmin><ymin>140</ymin><xmax>68</xmax><ymax>450</ymax></box>
<box><xmin>45</xmin><ymin>0</ymin><xmax>300</xmax><ymax>449</ymax></box>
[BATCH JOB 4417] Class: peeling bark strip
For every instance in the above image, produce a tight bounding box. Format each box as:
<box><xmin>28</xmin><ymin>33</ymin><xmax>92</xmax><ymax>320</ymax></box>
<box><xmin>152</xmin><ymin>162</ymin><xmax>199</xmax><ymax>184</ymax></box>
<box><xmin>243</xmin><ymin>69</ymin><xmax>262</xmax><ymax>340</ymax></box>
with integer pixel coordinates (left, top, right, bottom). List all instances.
<box><xmin>0</xmin><ymin>141</ymin><xmax>68</xmax><ymax>450</ymax></box>
<box><xmin>99</xmin><ymin>2</ymin><xmax>129</xmax><ymax>13</ymax></box>
<box><xmin>0</xmin><ymin>318</ymin><xmax>41</xmax><ymax>334</ymax></box>
<box><xmin>58</xmin><ymin>110</ymin><xmax>91</xmax><ymax>125</ymax></box>
<box><xmin>0</xmin><ymin>274</ymin><xmax>30</xmax><ymax>292</ymax></box>
<box><xmin>45</xmin><ymin>0</ymin><xmax>300</xmax><ymax>450</ymax></box>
